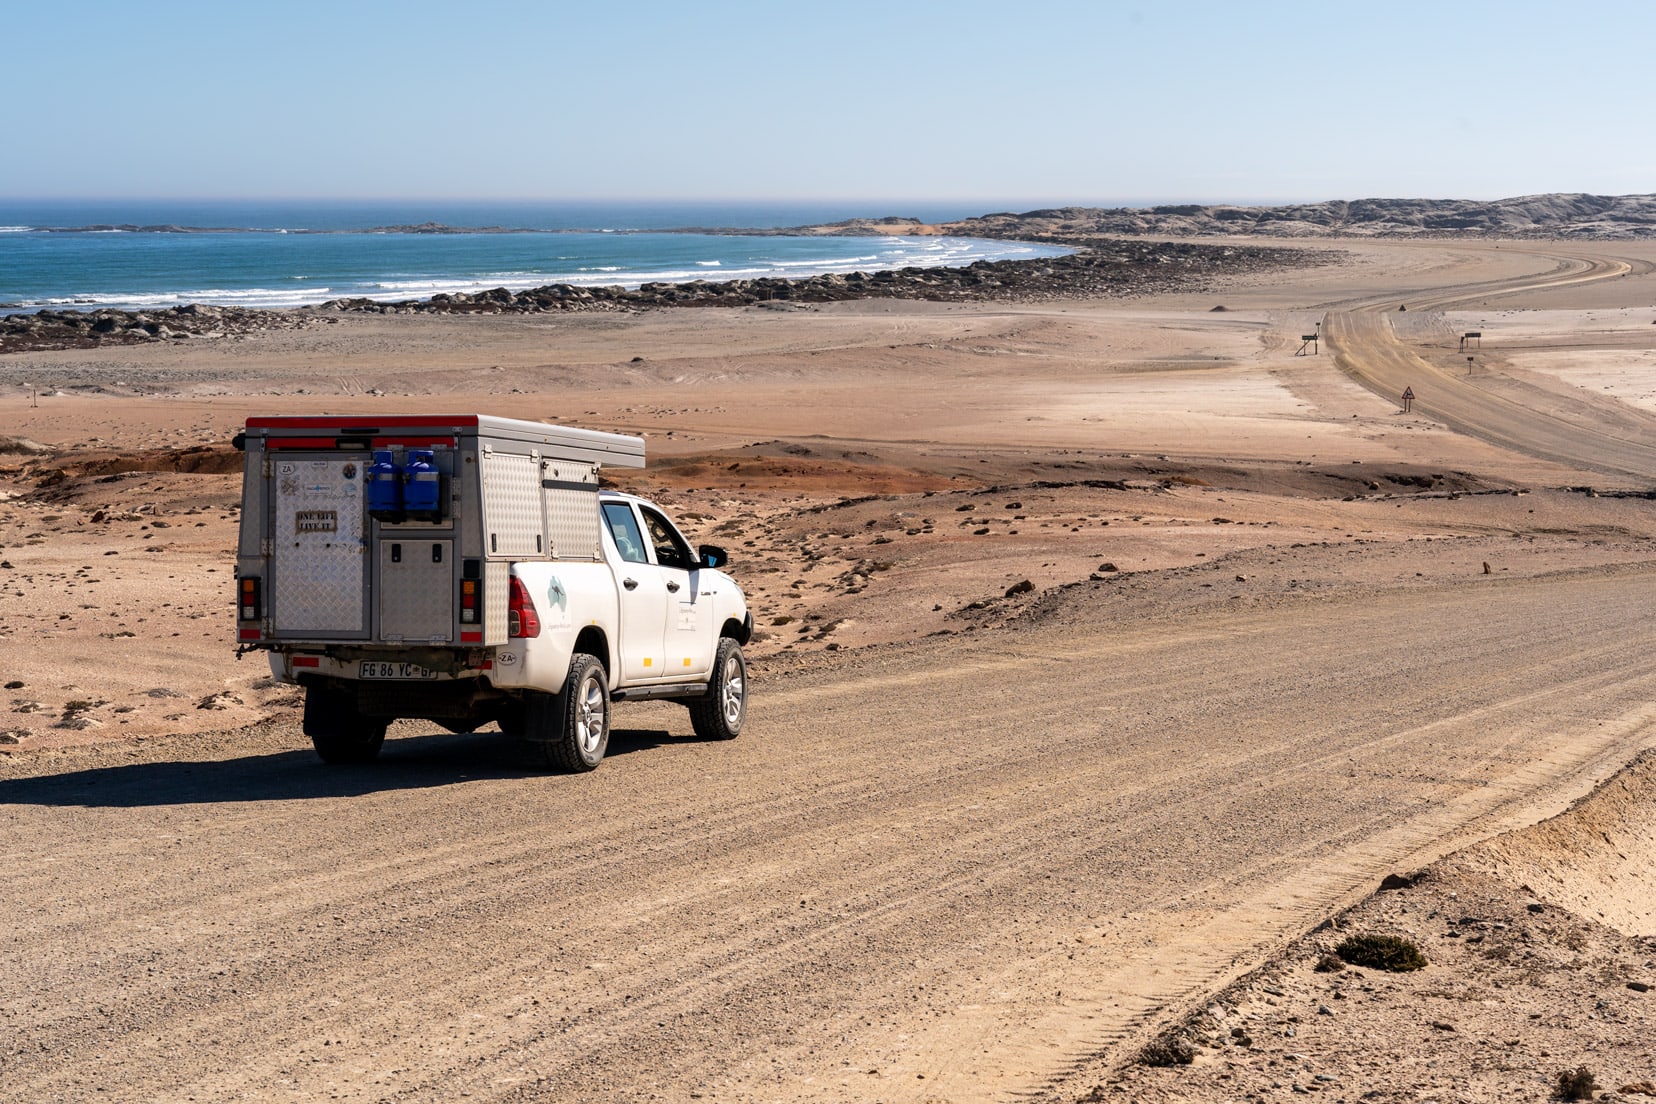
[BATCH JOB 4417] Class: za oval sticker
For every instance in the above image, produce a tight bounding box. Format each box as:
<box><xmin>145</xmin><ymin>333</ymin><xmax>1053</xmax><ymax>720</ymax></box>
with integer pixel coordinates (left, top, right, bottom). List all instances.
<box><xmin>496</xmin><ymin>651</ymin><xmax>519</xmax><ymax>666</ymax></box>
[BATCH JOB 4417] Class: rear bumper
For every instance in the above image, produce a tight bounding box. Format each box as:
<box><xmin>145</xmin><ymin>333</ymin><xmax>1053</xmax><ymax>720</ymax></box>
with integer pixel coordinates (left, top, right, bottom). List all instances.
<box><xmin>267</xmin><ymin>645</ymin><xmax>494</xmax><ymax>683</ymax></box>
<box><xmin>296</xmin><ymin>672</ymin><xmax>506</xmax><ymax>720</ymax></box>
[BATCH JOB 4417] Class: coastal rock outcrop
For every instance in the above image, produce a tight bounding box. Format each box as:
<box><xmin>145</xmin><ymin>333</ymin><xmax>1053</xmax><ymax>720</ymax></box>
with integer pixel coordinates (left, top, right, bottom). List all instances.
<box><xmin>0</xmin><ymin>302</ymin><xmax>313</xmax><ymax>355</ymax></box>
<box><xmin>313</xmin><ymin>239</ymin><xmax>1320</xmax><ymax>318</ymax></box>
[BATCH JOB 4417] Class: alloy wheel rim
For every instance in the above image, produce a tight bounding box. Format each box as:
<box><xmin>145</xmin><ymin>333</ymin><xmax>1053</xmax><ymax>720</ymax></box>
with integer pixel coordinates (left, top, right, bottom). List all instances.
<box><xmin>577</xmin><ymin>675</ymin><xmax>605</xmax><ymax>754</ymax></box>
<box><xmin>721</xmin><ymin>655</ymin><xmax>745</xmax><ymax>726</ymax></box>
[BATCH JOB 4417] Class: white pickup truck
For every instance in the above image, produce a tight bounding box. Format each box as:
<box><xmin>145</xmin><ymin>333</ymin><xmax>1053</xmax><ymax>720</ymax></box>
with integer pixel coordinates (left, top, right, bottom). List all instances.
<box><xmin>233</xmin><ymin>414</ymin><xmax>752</xmax><ymax>771</ymax></box>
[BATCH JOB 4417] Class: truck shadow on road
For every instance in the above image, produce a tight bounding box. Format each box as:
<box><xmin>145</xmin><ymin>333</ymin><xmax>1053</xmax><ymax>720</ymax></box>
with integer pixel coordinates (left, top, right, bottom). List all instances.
<box><xmin>0</xmin><ymin>726</ymin><xmax>713</xmax><ymax>807</ymax></box>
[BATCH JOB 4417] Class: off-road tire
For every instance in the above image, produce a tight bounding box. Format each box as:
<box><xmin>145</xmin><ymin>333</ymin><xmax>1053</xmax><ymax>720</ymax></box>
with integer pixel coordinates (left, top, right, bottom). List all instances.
<box><xmin>303</xmin><ymin>684</ymin><xmax>389</xmax><ymax>764</ymax></box>
<box><xmin>688</xmin><ymin>638</ymin><xmax>747</xmax><ymax>741</ymax></box>
<box><xmin>531</xmin><ymin>653</ymin><xmax>611</xmax><ymax>773</ymax></box>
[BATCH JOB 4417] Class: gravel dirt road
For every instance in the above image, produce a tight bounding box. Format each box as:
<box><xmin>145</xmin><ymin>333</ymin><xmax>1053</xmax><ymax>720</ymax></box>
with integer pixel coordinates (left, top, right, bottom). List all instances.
<box><xmin>4</xmin><ymin>562</ymin><xmax>1654</xmax><ymax>1103</ymax></box>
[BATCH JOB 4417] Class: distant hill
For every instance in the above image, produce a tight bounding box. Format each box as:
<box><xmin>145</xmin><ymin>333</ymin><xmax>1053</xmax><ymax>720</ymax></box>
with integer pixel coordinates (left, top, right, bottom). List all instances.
<box><xmin>937</xmin><ymin>194</ymin><xmax>1656</xmax><ymax>241</ymax></box>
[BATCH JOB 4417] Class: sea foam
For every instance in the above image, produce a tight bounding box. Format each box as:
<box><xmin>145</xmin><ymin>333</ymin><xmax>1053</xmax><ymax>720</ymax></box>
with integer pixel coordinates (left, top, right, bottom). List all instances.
<box><xmin>0</xmin><ymin>223</ymin><xmax>1069</xmax><ymax>312</ymax></box>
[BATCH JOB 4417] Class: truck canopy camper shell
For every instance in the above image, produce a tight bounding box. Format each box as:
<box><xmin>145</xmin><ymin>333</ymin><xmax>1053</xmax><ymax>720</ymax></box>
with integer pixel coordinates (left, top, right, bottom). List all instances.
<box><xmin>233</xmin><ymin>414</ymin><xmax>747</xmax><ymax>772</ymax></box>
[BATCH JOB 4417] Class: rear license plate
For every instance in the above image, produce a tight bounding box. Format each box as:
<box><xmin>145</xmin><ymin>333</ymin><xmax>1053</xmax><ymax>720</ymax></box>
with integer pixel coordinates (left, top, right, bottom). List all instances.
<box><xmin>359</xmin><ymin>661</ymin><xmax>438</xmax><ymax>680</ymax></box>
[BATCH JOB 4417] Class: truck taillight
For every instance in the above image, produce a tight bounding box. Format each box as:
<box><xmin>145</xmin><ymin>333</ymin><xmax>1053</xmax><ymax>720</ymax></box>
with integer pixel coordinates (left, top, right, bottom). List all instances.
<box><xmin>237</xmin><ymin>576</ymin><xmax>262</xmax><ymax>620</ymax></box>
<box><xmin>507</xmin><ymin>576</ymin><xmax>540</xmax><ymax>638</ymax></box>
<box><xmin>459</xmin><ymin>560</ymin><xmax>482</xmax><ymax>626</ymax></box>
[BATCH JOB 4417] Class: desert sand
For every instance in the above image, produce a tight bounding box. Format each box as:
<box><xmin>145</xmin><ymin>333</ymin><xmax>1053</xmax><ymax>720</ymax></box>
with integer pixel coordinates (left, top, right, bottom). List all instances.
<box><xmin>2</xmin><ymin>236</ymin><xmax>1654</xmax><ymax>1102</ymax></box>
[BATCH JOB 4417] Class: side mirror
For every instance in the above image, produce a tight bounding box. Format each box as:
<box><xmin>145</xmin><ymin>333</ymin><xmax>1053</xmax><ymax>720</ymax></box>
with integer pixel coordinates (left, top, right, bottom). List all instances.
<box><xmin>698</xmin><ymin>544</ymin><xmax>728</xmax><ymax>569</ymax></box>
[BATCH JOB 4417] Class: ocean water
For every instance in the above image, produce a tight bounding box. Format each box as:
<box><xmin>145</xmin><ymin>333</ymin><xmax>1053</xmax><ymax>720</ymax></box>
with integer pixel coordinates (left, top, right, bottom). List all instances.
<box><xmin>0</xmin><ymin>200</ymin><xmax>1070</xmax><ymax>313</ymax></box>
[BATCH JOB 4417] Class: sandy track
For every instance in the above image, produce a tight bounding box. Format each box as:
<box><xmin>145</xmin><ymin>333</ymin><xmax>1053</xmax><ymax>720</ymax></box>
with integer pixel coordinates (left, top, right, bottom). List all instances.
<box><xmin>1327</xmin><ymin>312</ymin><xmax>1656</xmax><ymax>483</ymax></box>
<box><xmin>1325</xmin><ymin>245</ymin><xmax>1656</xmax><ymax>483</ymax></box>
<box><xmin>4</xmin><ymin>564</ymin><xmax>1654</xmax><ymax>1103</ymax></box>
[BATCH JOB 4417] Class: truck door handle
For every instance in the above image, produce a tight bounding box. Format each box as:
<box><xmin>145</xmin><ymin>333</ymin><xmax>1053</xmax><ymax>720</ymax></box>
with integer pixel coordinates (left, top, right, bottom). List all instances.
<box><xmin>623</xmin><ymin>577</ymin><xmax>638</xmax><ymax>590</ymax></box>
<box><xmin>666</xmin><ymin>580</ymin><xmax>681</xmax><ymax>593</ymax></box>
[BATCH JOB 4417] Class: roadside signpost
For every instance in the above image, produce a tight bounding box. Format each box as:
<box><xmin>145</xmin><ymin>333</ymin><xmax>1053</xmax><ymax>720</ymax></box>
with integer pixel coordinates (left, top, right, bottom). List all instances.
<box><xmin>1402</xmin><ymin>386</ymin><xmax>1414</xmax><ymax>413</ymax></box>
<box><xmin>1296</xmin><ymin>320</ymin><xmax>1322</xmax><ymax>356</ymax></box>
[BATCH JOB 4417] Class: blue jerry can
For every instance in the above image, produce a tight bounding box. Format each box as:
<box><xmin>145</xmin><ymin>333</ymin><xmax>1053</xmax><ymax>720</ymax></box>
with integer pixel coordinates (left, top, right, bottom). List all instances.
<box><xmin>404</xmin><ymin>449</ymin><xmax>441</xmax><ymax>517</ymax></box>
<box><xmin>367</xmin><ymin>449</ymin><xmax>403</xmax><ymax>516</ymax></box>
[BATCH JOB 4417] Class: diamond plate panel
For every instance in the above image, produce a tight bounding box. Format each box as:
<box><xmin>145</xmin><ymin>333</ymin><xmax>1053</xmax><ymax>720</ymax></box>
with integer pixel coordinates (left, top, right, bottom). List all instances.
<box><xmin>270</xmin><ymin>456</ymin><xmax>367</xmax><ymax>636</ymax></box>
<box><xmin>544</xmin><ymin>462</ymin><xmax>600</xmax><ymax>561</ymax></box>
<box><xmin>378</xmin><ymin>540</ymin><xmax>453</xmax><ymax>643</ymax></box>
<box><xmin>237</xmin><ymin>446</ymin><xmax>264</xmax><ymax>558</ymax></box>
<box><xmin>481</xmin><ymin>451</ymin><xmax>545</xmax><ymax>559</ymax></box>
<box><xmin>486</xmin><ymin>560</ymin><xmax>509</xmax><ymax>644</ymax></box>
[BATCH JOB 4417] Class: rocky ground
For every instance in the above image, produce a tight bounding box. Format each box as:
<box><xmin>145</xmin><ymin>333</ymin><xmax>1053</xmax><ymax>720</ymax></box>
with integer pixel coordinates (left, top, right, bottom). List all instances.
<box><xmin>6</xmin><ymin>424</ymin><xmax>1653</xmax><ymax>750</ymax></box>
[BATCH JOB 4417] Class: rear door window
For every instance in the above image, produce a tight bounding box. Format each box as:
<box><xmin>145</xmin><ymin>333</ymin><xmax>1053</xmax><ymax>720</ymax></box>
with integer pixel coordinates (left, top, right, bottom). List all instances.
<box><xmin>602</xmin><ymin>501</ymin><xmax>649</xmax><ymax>564</ymax></box>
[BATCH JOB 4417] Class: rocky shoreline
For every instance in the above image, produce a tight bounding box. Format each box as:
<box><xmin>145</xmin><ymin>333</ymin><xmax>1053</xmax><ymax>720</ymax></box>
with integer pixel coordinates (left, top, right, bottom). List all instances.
<box><xmin>0</xmin><ymin>236</ymin><xmax>1324</xmax><ymax>355</ymax></box>
<box><xmin>317</xmin><ymin>237</ymin><xmax>1318</xmax><ymax>314</ymax></box>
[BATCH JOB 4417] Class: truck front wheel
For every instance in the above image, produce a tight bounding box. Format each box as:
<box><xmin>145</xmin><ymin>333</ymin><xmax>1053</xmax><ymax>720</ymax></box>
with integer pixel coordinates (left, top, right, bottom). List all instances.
<box><xmin>688</xmin><ymin>638</ymin><xmax>747</xmax><ymax>741</ymax></box>
<box><xmin>303</xmin><ymin>684</ymin><xmax>389</xmax><ymax>764</ymax></box>
<box><xmin>530</xmin><ymin>653</ymin><xmax>611</xmax><ymax>772</ymax></box>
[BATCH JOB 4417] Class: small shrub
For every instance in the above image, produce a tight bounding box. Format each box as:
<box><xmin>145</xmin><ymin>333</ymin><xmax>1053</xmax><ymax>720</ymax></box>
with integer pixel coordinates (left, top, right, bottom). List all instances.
<box><xmin>1556</xmin><ymin>1066</ymin><xmax>1597</xmax><ymax>1100</ymax></box>
<box><xmin>1139</xmin><ymin>1034</ymin><xmax>1196</xmax><ymax>1067</ymax></box>
<box><xmin>1335</xmin><ymin>934</ymin><xmax>1427</xmax><ymax>972</ymax></box>
<box><xmin>1314</xmin><ymin>953</ymin><xmax>1346</xmax><ymax>973</ymax></box>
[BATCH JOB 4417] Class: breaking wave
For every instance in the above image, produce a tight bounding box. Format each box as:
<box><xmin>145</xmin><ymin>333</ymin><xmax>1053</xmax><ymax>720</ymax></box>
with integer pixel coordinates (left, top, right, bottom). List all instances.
<box><xmin>2</xmin><ymin>227</ymin><xmax>1070</xmax><ymax>313</ymax></box>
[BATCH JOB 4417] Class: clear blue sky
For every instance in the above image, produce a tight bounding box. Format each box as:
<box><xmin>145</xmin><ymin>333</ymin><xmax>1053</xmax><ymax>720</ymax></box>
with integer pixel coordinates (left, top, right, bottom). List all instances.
<box><xmin>4</xmin><ymin>0</ymin><xmax>1649</xmax><ymax>205</ymax></box>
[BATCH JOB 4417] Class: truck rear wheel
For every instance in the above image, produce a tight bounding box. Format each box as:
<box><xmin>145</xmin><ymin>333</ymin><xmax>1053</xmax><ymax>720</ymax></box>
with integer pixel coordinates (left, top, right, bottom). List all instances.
<box><xmin>531</xmin><ymin>653</ymin><xmax>611</xmax><ymax>772</ymax></box>
<box><xmin>688</xmin><ymin>638</ymin><xmax>746</xmax><ymax>741</ymax></box>
<box><xmin>303</xmin><ymin>684</ymin><xmax>389</xmax><ymax>764</ymax></box>
<box><xmin>495</xmin><ymin>699</ymin><xmax>527</xmax><ymax>741</ymax></box>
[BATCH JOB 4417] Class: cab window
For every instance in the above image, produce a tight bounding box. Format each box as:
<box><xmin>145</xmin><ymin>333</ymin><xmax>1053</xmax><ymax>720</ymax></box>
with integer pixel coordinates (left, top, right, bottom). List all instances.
<box><xmin>602</xmin><ymin>502</ymin><xmax>648</xmax><ymax>564</ymax></box>
<box><xmin>640</xmin><ymin>505</ymin><xmax>695</xmax><ymax>571</ymax></box>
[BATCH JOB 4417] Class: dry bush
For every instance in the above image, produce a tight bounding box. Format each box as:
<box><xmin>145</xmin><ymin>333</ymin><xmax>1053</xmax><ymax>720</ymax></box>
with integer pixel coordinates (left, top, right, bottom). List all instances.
<box><xmin>1335</xmin><ymin>933</ymin><xmax>1427</xmax><ymax>972</ymax></box>
<box><xmin>1556</xmin><ymin>1066</ymin><xmax>1597</xmax><ymax>1100</ymax></box>
<box><xmin>1139</xmin><ymin>1033</ymin><xmax>1196</xmax><ymax>1067</ymax></box>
